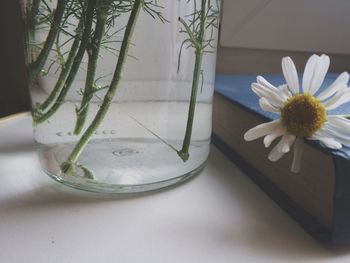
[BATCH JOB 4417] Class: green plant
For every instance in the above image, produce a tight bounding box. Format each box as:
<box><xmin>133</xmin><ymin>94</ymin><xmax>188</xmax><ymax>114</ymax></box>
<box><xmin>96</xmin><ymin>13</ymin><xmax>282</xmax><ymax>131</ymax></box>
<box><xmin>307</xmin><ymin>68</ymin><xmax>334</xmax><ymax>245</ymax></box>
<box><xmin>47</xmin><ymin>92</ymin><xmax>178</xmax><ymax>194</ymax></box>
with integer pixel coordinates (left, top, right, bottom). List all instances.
<box><xmin>33</xmin><ymin>0</ymin><xmax>97</xmax><ymax>123</ymax></box>
<box><xmin>177</xmin><ymin>0</ymin><xmax>219</xmax><ymax>161</ymax></box>
<box><xmin>23</xmin><ymin>0</ymin><xmax>218</xmax><ymax>175</ymax></box>
<box><xmin>27</xmin><ymin>0</ymin><xmax>68</xmax><ymax>82</ymax></box>
<box><xmin>73</xmin><ymin>0</ymin><xmax>134</xmax><ymax>135</ymax></box>
<box><xmin>58</xmin><ymin>0</ymin><xmax>168</xmax><ymax>173</ymax></box>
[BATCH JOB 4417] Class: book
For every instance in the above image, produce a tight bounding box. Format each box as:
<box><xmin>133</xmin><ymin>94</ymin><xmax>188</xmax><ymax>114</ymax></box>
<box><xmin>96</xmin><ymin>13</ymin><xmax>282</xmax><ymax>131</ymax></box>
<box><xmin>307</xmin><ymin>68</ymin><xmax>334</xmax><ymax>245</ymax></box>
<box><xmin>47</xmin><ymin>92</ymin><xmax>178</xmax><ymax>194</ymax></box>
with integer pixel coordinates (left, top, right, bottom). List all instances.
<box><xmin>213</xmin><ymin>74</ymin><xmax>350</xmax><ymax>244</ymax></box>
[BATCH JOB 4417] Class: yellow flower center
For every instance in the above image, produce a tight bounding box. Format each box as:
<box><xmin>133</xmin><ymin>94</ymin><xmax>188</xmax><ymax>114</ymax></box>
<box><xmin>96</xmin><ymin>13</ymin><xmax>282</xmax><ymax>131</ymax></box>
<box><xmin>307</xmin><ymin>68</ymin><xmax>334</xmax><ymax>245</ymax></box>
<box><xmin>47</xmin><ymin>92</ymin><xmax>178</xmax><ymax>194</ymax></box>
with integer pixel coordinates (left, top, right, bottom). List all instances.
<box><xmin>280</xmin><ymin>93</ymin><xmax>326</xmax><ymax>137</ymax></box>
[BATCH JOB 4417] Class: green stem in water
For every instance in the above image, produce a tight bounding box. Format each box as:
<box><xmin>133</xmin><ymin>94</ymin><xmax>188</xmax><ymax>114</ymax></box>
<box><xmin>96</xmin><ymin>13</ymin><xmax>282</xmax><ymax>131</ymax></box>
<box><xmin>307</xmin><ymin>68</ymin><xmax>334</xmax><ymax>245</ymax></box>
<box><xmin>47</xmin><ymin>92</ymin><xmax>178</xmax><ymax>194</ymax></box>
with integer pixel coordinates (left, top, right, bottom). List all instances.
<box><xmin>178</xmin><ymin>0</ymin><xmax>209</xmax><ymax>162</ymax></box>
<box><xmin>28</xmin><ymin>0</ymin><xmax>67</xmax><ymax>82</ymax></box>
<box><xmin>35</xmin><ymin>16</ymin><xmax>85</xmax><ymax>114</ymax></box>
<box><xmin>33</xmin><ymin>0</ymin><xmax>96</xmax><ymax>124</ymax></box>
<box><xmin>177</xmin><ymin>50</ymin><xmax>204</xmax><ymax>162</ymax></box>
<box><xmin>74</xmin><ymin>6</ymin><xmax>108</xmax><ymax>135</ymax></box>
<box><xmin>61</xmin><ymin>0</ymin><xmax>142</xmax><ymax>173</ymax></box>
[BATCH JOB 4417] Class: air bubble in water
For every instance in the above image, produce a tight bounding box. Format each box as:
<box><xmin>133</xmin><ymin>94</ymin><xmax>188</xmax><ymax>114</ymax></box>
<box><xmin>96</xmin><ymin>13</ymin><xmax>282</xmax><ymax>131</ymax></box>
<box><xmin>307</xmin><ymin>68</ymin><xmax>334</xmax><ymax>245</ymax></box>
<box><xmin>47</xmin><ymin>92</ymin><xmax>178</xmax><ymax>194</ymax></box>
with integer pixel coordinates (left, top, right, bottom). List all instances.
<box><xmin>113</xmin><ymin>148</ymin><xmax>140</xmax><ymax>157</ymax></box>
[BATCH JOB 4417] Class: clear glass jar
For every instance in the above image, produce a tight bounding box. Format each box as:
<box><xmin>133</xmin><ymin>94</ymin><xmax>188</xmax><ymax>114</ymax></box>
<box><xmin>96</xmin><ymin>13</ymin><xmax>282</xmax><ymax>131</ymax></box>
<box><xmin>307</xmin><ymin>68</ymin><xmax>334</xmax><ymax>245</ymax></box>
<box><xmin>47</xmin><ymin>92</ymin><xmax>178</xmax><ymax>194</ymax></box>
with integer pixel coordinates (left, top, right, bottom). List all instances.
<box><xmin>20</xmin><ymin>0</ymin><xmax>220</xmax><ymax>193</ymax></box>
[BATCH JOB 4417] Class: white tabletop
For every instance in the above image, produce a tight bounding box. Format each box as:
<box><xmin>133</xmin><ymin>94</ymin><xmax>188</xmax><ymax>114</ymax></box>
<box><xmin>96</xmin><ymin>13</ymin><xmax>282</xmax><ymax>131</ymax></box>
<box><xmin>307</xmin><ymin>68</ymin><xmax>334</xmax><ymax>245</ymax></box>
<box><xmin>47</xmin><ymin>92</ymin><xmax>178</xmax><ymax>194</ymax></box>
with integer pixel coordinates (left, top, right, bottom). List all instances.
<box><xmin>1</xmin><ymin>117</ymin><xmax>350</xmax><ymax>263</ymax></box>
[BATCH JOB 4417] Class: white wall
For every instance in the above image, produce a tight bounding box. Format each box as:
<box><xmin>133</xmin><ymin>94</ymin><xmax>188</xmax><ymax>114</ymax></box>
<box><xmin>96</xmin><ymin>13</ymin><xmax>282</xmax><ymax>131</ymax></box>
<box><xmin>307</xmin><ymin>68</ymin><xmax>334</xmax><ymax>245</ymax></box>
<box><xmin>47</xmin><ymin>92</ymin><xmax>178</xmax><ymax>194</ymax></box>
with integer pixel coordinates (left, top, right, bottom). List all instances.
<box><xmin>217</xmin><ymin>0</ymin><xmax>350</xmax><ymax>74</ymax></box>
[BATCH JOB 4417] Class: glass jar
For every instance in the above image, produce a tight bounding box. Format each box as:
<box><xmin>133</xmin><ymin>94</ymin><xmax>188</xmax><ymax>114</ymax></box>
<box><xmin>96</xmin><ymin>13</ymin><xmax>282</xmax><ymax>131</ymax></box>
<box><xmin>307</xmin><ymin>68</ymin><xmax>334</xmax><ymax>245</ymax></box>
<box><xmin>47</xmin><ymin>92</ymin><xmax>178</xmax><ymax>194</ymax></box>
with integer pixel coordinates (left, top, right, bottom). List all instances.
<box><xmin>20</xmin><ymin>0</ymin><xmax>220</xmax><ymax>193</ymax></box>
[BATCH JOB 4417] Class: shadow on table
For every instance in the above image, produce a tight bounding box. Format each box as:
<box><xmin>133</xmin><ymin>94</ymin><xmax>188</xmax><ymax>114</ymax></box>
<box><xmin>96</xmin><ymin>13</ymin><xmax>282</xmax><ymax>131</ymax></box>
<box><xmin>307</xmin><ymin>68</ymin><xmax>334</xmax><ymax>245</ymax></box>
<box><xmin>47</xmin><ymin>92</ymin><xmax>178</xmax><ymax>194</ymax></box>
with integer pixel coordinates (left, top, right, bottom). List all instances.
<box><xmin>0</xmin><ymin>117</ymin><xmax>199</xmax><ymax>207</ymax></box>
<box><xmin>1</xmin><ymin>140</ymin><xmax>350</xmax><ymax>260</ymax></box>
<box><xmin>0</xmin><ymin>165</ymin><xmax>183</xmax><ymax>211</ymax></box>
<box><xmin>0</xmin><ymin>145</ymin><xmax>196</xmax><ymax>211</ymax></box>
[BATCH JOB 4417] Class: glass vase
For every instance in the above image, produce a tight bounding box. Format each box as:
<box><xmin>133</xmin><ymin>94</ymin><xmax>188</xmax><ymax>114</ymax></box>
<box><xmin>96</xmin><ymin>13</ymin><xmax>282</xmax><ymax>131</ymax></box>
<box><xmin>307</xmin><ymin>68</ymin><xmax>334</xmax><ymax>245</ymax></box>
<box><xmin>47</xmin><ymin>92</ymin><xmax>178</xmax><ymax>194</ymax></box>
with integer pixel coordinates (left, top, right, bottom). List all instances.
<box><xmin>20</xmin><ymin>0</ymin><xmax>220</xmax><ymax>194</ymax></box>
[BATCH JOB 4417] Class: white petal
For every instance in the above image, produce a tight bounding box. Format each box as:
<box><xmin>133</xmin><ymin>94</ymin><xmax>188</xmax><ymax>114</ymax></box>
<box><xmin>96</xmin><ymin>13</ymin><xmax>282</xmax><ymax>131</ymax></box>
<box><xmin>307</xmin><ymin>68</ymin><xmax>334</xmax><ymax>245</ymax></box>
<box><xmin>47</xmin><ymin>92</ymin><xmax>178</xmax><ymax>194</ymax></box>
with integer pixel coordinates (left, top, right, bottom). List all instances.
<box><xmin>278</xmin><ymin>84</ymin><xmax>292</xmax><ymax>100</ymax></box>
<box><xmin>323</xmin><ymin>138</ymin><xmax>342</xmax><ymax>149</ymax></box>
<box><xmin>311</xmin><ymin>54</ymin><xmax>330</xmax><ymax>95</ymax></box>
<box><xmin>302</xmin><ymin>54</ymin><xmax>330</xmax><ymax>95</ymax></box>
<box><xmin>291</xmin><ymin>137</ymin><xmax>304</xmax><ymax>173</ymax></box>
<box><xmin>244</xmin><ymin>120</ymin><xmax>281</xmax><ymax>141</ymax></box>
<box><xmin>251</xmin><ymin>83</ymin><xmax>284</xmax><ymax>107</ymax></box>
<box><xmin>257</xmin><ymin>76</ymin><xmax>279</xmax><ymax>92</ymax></box>
<box><xmin>318</xmin><ymin>125</ymin><xmax>350</xmax><ymax>148</ymax></box>
<box><xmin>324</xmin><ymin>89</ymin><xmax>350</xmax><ymax>110</ymax></box>
<box><xmin>259</xmin><ymin>97</ymin><xmax>279</xmax><ymax>113</ymax></box>
<box><xmin>302</xmin><ymin>55</ymin><xmax>318</xmax><ymax>93</ymax></box>
<box><xmin>268</xmin><ymin>133</ymin><xmax>295</xmax><ymax>162</ymax></box>
<box><xmin>310</xmin><ymin>116</ymin><xmax>350</xmax><ymax>148</ymax></box>
<box><xmin>312</xmin><ymin>134</ymin><xmax>342</xmax><ymax>149</ymax></box>
<box><xmin>264</xmin><ymin>126</ymin><xmax>286</xmax><ymax>148</ymax></box>
<box><xmin>282</xmin><ymin>56</ymin><xmax>299</xmax><ymax>94</ymax></box>
<box><xmin>328</xmin><ymin>115</ymin><xmax>350</xmax><ymax>130</ymax></box>
<box><xmin>281</xmin><ymin>133</ymin><xmax>296</xmax><ymax>153</ymax></box>
<box><xmin>317</xmin><ymin>72</ymin><xmax>349</xmax><ymax>101</ymax></box>
<box><xmin>323</xmin><ymin>88</ymin><xmax>346</xmax><ymax>110</ymax></box>
<box><xmin>268</xmin><ymin>142</ymin><xmax>286</xmax><ymax>162</ymax></box>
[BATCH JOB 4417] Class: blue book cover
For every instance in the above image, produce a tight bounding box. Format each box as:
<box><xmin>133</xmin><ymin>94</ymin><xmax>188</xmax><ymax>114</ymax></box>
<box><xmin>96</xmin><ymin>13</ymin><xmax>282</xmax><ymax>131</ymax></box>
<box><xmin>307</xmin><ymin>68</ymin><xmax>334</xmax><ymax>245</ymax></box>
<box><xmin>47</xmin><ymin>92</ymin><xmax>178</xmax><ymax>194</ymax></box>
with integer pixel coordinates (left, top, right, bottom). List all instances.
<box><xmin>213</xmin><ymin>74</ymin><xmax>350</xmax><ymax>244</ymax></box>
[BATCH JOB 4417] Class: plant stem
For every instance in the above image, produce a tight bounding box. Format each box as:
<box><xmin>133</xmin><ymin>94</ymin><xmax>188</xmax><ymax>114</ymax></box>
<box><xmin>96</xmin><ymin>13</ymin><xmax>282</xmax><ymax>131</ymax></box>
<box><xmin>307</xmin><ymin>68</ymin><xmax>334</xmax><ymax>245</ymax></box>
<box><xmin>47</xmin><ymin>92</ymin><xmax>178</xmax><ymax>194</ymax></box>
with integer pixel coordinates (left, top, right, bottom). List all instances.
<box><xmin>35</xmin><ymin>16</ymin><xmax>85</xmax><ymax>113</ymax></box>
<box><xmin>28</xmin><ymin>0</ymin><xmax>67</xmax><ymax>82</ymax></box>
<box><xmin>24</xmin><ymin>0</ymin><xmax>41</xmax><ymax>65</ymax></box>
<box><xmin>178</xmin><ymin>51</ymin><xmax>204</xmax><ymax>161</ymax></box>
<box><xmin>27</xmin><ymin>0</ymin><xmax>40</xmax><ymax>37</ymax></box>
<box><xmin>178</xmin><ymin>0</ymin><xmax>209</xmax><ymax>162</ymax></box>
<box><xmin>74</xmin><ymin>6</ymin><xmax>108</xmax><ymax>135</ymax></box>
<box><xmin>33</xmin><ymin>0</ymin><xmax>96</xmax><ymax>124</ymax></box>
<box><xmin>61</xmin><ymin>0</ymin><xmax>142</xmax><ymax>172</ymax></box>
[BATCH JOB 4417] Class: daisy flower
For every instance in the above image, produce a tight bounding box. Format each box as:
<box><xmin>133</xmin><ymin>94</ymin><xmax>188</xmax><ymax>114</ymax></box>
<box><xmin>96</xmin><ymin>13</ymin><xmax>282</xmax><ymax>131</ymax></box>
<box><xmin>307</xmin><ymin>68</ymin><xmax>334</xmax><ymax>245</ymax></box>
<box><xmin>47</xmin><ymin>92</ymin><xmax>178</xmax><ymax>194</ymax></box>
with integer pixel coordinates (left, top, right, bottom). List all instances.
<box><xmin>244</xmin><ymin>54</ymin><xmax>350</xmax><ymax>173</ymax></box>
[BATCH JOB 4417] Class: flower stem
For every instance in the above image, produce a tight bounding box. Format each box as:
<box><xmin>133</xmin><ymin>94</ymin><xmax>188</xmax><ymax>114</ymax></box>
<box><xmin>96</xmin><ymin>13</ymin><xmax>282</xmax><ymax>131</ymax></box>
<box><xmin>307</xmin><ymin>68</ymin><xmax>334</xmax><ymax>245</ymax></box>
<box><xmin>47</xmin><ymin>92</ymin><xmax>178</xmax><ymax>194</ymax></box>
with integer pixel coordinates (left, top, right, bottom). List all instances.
<box><xmin>177</xmin><ymin>51</ymin><xmax>204</xmax><ymax>161</ymax></box>
<box><xmin>74</xmin><ymin>6</ymin><xmax>108</xmax><ymax>135</ymax></box>
<box><xmin>24</xmin><ymin>0</ymin><xmax>41</xmax><ymax>65</ymax></box>
<box><xmin>28</xmin><ymin>0</ymin><xmax>67</xmax><ymax>82</ymax></box>
<box><xmin>35</xmin><ymin>15</ymin><xmax>85</xmax><ymax>113</ymax></box>
<box><xmin>33</xmin><ymin>0</ymin><xmax>96</xmax><ymax>124</ymax></box>
<box><xmin>178</xmin><ymin>0</ymin><xmax>209</xmax><ymax>162</ymax></box>
<box><xmin>61</xmin><ymin>0</ymin><xmax>142</xmax><ymax>172</ymax></box>
<box><xmin>26</xmin><ymin>0</ymin><xmax>40</xmax><ymax>34</ymax></box>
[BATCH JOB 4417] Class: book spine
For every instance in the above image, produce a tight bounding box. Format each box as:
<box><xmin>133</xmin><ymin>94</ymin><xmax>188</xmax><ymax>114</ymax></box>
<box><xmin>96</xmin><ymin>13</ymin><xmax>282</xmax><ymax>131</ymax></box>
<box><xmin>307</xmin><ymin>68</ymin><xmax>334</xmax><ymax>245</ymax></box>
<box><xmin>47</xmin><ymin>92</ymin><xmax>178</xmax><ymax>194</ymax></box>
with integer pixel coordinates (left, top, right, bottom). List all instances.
<box><xmin>331</xmin><ymin>155</ymin><xmax>350</xmax><ymax>243</ymax></box>
<box><xmin>212</xmin><ymin>134</ymin><xmax>332</xmax><ymax>243</ymax></box>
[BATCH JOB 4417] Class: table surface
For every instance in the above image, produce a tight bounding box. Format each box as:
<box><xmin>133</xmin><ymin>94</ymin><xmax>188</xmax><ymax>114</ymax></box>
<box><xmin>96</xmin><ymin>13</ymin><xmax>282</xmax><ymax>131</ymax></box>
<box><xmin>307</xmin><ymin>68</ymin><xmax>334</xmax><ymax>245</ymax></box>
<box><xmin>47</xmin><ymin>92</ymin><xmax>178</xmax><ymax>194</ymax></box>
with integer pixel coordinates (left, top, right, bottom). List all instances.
<box><xmin>1</xmin><ymin>117</ymin><xmax>350</xmax><ymax>263</ymax></box>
